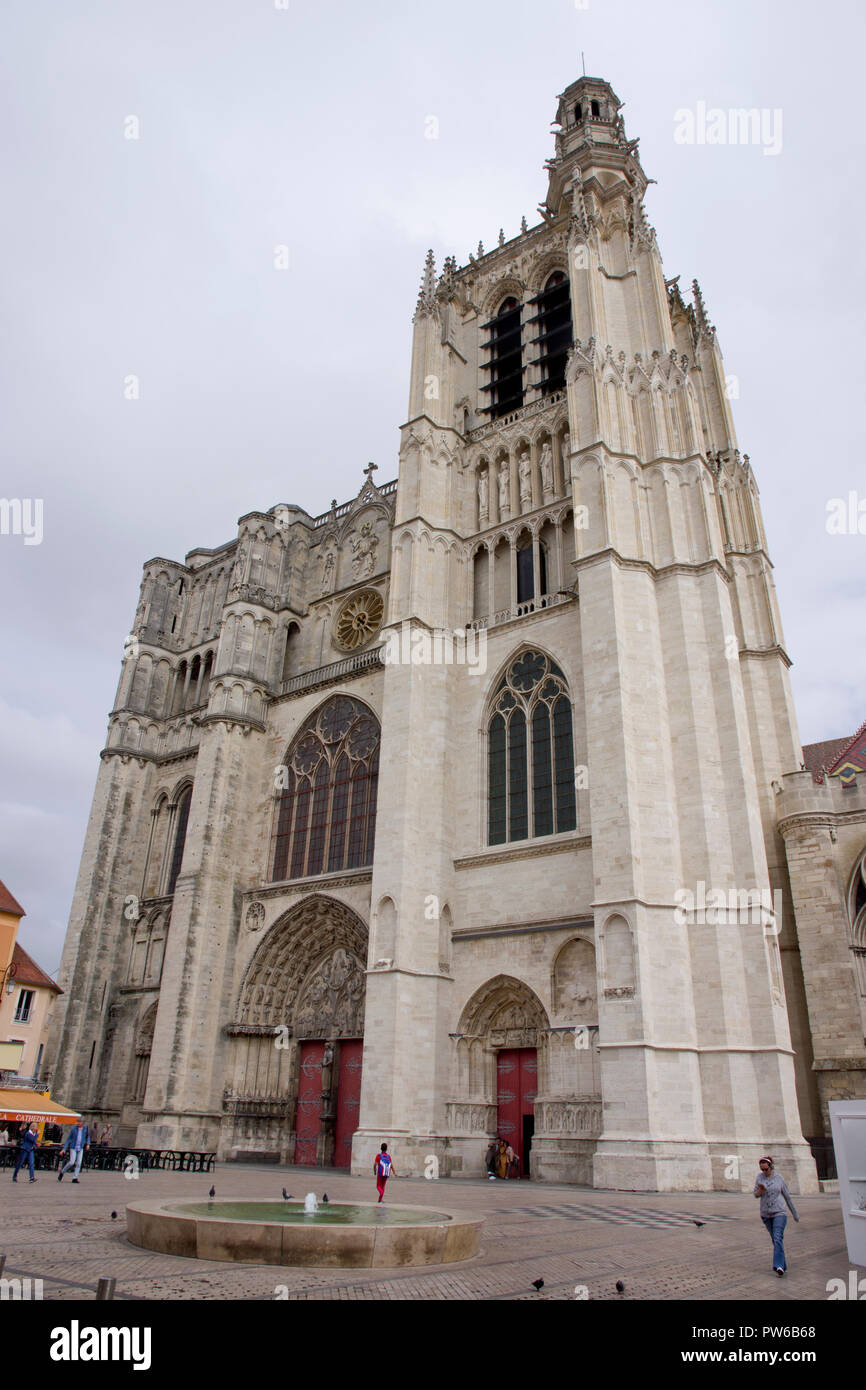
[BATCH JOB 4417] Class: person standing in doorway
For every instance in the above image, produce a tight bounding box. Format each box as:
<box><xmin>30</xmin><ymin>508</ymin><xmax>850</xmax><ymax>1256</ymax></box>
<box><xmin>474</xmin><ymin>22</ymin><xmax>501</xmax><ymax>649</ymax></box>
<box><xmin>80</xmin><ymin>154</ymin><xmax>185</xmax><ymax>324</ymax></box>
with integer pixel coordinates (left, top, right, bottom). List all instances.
<box><xmin>754</xmin><ymin>1155</ymin><xmax>799</xmax><ymax>1276</ymax></box>
<box><xmin>12</xmin><ymin>1123</ymin><xmax>39</xmax><ymax>1182</ymax></box>
<box><xmin>374</xmin><ymin>1143</ymin><xmax>396</xmax><ymax>1203</ymax></box>
<box><xmin>485</xmin><ymin>1139</ymin><xmax>498</xmax><ymax>1180</ymax></box>
<box><xmin>497</xmin><ymin>1139</ymin><xmax>509</xmax><ymax>1179</ymax></box>
<box><xmin>58</xmin><ymin>1120</ymin><xmax>90</xmax><ymax>1183</ymax></box>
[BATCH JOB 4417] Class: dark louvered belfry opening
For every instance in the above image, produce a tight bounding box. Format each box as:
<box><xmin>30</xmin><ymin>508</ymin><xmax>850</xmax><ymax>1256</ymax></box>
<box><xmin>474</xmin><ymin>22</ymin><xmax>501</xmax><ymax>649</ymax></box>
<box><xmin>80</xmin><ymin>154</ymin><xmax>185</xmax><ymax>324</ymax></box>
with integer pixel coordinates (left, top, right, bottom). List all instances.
<box><xmin>527</xmin><ymin>271</ymin><xmax>573</xmax><ymax>397</ymax></box>
<box><xmin>480</xmin><ymin>296</ymin><xmax>524</xmax><ymax>419</ymax></box>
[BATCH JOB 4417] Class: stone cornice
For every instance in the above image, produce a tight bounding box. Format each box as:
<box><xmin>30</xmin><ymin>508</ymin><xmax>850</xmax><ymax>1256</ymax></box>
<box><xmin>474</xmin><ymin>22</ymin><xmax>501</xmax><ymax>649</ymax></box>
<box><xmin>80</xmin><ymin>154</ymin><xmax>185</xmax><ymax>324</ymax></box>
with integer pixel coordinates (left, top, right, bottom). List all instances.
<box><xmin>455</xmin><ymin>834</ymin><xmax>590</xmax><ymax>870</ymax></box>
<box><xmin>453</xmin><ymin>917</ymin><xmax>594</xmax><ymax>943</ymax></box>
<box><xmin>246</xmin><ymin>871</ymin><xmax>373</xmax><ymax>902</ymax></box>
<box><xmin>573</xmin><ymin>546</ymin><xmax>731</xmax><ymax>585</ymax></box>
<box><xmin>101</xmin><ymin>743</ymin><xmax>200</xmax><ymax>769</ymax></box>
<box><xmin>100</xmin><ymin>747</ymin><xmax>156</xmax><ymax>766</ymax></box>
<box><xmin>598</xmin><ymin>1041</ymin><xmax>797</xmax><ymax>1056</ymax></box>
<box><xmin>573</xmin><ymin>442</ymin><xmax>713</xmax><ymax>474</ymax></box>
<box><xmin>739</xmin><ymin>646</ymin><xmax>792</xmax><ymax>668</ymax></box>
<box><xmin>198</xmin><ymin>713</ymin><xmax>267</xmax><ymax>734</ymax></box>
<box><xmin>812</xmin><ymin>1056</ymin><xmax>866</xmax><ymax>1071</ymax></box>
<box><xmin>399</xmin><ymin>413</ymin><xmax>466</xmax><ymax>441</ymax></box>
<box><xmin>776</xmin><ymin>808</ymin><xmax>866</xmax><ymax>839</ymax></box>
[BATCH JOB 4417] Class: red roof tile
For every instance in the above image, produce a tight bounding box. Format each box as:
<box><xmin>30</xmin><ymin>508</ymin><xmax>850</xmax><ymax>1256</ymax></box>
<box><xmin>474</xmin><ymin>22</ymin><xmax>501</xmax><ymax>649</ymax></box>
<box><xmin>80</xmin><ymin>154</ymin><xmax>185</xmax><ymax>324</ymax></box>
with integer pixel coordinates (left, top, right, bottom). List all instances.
<box><xmin>9</xmin><ymin>943</ymin><xmax>61</xmax><ymax>994</ymax></box>
<box><xmin>802</xmin><ymin>736</ymin><xmax>852</xmax><ymax>778</ymax></box>
<box><xmin>0</xmin><ymin>880</ymin><xmax>25</xmax><ymax>918</ymax></box>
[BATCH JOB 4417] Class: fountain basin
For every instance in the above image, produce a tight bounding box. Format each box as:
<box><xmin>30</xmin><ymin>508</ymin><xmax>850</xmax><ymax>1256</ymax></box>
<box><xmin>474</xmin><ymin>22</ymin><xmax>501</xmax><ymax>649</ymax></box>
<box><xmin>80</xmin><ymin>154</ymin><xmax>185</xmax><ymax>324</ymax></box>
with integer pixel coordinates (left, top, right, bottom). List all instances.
<box><xmin>126</xmin><ymin>1198</ymin><xmax>483</xmax><ymax>1268</ymax></box>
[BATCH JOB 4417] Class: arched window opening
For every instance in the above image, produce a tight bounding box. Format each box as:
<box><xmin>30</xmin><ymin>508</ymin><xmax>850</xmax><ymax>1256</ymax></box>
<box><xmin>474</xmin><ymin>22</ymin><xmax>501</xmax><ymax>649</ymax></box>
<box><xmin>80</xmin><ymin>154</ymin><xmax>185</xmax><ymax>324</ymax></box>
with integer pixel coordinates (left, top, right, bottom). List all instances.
<box><xmin>199</xmin><ymin>650</ymin><xmax>214</xmax><ymax>705</ymax></box>
<box><xmin>188</xmin><ymin>655</ymin><xmax>201</xmax><ymax>707</ymax></box>
<box><xmin>281</xmin><ymin>622</ymin><xmax>300</xmax><ymax>683</ymax></box>
<box><xmin>167</xmin><ymin>786</ymin><xmax>192</xmax><ymax>895</ymax></box>
<box><xmin>480</xmin><ymin>296</ymin><xmax>523</xmax><ymax>420</ymax></box>
<box><xmin>848</xmin><ymin>852</ymin><xmax>866</xmax><ymax>996</ymax></box>
<box><xmin>487</xmin><ymin>651</ymin><xmax>576</xmax><ymax>845</ymax></box>
<box><xmin>171</xmin><ymin>662</ymin><xmax>187</xmax><ymax>717</ymax></box>
<box><xmin>516</xmin><ymin>541</ymin><xmax>548</xmax><ymax>606</ymax></box>
<box><xmin>527</xmin><ymin>272</ymin><xmax>573</xmax><ymax>396</ymax></box>
<box><xmin>270</xmin><ymin>696</ymin><xmax>381</xmax><ymax>882</ymax></box>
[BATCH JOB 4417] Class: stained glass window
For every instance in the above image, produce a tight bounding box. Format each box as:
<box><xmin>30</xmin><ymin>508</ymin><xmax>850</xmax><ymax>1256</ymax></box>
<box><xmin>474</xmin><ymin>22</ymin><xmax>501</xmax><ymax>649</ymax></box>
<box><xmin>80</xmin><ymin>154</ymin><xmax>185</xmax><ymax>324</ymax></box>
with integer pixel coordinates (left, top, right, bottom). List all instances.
<box><xmin>487</xmin><ymin>651</ymin><xmax>577</xmax><ymax>845</ymax></box>
<box><xmin>271</xmin><ymin>695</ymin><xmax>381</xmax><ymax>881</ymax></box>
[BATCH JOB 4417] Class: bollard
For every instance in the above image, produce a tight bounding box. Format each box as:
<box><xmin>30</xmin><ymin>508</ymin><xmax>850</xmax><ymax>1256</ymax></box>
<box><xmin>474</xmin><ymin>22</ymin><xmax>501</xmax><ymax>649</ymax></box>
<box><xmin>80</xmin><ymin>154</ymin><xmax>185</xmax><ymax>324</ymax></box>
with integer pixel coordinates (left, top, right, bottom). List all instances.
<box><xmin>96</xmin><ymin>1276</ymin><xmax>116</xmax><ymax>1301</ymax></box>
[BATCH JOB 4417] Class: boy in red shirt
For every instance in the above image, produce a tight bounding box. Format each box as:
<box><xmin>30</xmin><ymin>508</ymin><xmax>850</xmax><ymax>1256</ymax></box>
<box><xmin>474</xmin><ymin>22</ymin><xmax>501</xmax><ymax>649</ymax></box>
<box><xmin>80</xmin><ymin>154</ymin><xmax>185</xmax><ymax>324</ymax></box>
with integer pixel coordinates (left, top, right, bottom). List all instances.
<box><xmin>374</xmin><ymin>1143</ymin><xmax>396</xmax><ymax>1202</ymax></box>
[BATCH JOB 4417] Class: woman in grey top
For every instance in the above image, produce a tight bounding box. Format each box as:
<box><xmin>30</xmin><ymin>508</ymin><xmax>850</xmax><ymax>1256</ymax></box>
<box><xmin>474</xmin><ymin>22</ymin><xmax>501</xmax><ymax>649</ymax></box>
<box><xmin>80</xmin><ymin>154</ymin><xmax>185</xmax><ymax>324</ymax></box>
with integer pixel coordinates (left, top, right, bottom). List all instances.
<box><xmin>754</xmin><ymin>1155</ymin><xmax>799</xmax><ymax>1275</ymax></box>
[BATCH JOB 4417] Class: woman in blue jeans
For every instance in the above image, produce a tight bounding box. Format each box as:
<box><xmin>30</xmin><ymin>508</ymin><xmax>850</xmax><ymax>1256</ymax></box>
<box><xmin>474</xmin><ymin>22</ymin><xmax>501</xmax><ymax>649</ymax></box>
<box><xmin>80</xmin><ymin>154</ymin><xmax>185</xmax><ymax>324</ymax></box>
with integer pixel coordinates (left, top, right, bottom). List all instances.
<box><xmin>754</xmin><ymin>1155</ymin><xmax>799</xmax><ymax>1275</ymax></box>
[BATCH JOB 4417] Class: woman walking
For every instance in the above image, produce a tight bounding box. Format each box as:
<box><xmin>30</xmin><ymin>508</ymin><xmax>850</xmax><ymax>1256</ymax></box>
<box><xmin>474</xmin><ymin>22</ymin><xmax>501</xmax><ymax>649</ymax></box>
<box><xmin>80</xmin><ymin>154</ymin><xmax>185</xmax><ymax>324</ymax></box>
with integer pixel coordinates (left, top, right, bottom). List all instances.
<box><xmin>754</xmin><ymin>1155</ymin><xmax>799</xmax><ymax>1276</ymax></box>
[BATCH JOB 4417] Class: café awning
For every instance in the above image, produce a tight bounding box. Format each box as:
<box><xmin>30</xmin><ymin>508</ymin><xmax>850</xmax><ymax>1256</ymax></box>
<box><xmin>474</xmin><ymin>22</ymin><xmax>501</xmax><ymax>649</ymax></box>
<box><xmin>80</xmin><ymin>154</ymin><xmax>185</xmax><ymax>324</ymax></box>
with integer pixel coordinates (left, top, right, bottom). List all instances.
<box><xmin>0</xmin><ymin>1089</ymin><xmax>81</xmax><ymax>1123</ymax></box>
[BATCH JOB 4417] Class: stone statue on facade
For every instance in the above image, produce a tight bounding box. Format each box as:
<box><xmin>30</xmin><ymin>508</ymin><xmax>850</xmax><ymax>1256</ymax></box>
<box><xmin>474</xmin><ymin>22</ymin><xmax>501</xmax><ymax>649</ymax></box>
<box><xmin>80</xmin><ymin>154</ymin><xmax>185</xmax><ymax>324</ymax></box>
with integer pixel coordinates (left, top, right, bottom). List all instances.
<box><xmin>350</xmin><ymin>521</ymin><xmax>378</xmax><ymax>578</ymax></box>
<box><xmin>539</xmin><ymin>441</ymin><xmax>554</xmax><ymax>498</ymax></box>
<box><xmin>498</xmin><ymin>460</ymin><xmax>510</xmax><ymax>518</ymax></box>
<box><xmin>321</xmin><ymin>547</ymin><xmax>337</xmax><ymax>594</ymax></box>
<box><xmin>518</xmin><ymin>451</ymin><xmax>532</xmax><ymax>509</ymax></box>
<box><xmin>477</xmin><ymin>468</ymin><xmax>489</xmax><ymax>526</ymax></box>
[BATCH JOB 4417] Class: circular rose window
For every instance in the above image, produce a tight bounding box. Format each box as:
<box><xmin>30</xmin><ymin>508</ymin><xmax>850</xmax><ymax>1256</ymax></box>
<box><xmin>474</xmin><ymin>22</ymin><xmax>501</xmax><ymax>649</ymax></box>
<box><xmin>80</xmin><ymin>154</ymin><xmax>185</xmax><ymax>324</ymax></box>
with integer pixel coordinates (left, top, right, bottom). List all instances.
<box><xmin>333</xmin><ymin>588</ymin><xmax>384</xmax><ymax>651</ymax></box>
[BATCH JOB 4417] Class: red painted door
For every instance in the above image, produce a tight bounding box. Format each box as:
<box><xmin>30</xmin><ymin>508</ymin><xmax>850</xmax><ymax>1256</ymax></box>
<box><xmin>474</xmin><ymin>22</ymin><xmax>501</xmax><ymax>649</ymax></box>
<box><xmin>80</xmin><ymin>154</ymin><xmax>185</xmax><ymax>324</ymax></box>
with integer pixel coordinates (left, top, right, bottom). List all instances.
<box><xmin>295</xmin><ymin>1040</ymin><xmax>324</xmax><ymax>1165</ymax></box>
<box><xmin>334</xmin><ymin>1039</ymin><xmax>363</xmax><ymax>1168</ymax></box>
<box><xmin>497</xmin><ymin>1048</ymin><xmax>537</xmax><ymax>1177</ymax></box>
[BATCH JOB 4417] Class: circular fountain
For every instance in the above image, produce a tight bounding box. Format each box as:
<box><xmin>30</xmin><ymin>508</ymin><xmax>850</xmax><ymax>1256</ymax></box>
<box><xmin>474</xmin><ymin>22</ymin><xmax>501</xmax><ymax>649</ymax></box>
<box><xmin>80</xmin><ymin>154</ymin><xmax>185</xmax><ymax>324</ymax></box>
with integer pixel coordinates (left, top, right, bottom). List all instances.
<box><xmin>126</xmin><ymin>1191</ymin><xmax>483</xmax><ymax>1268</ymax></box>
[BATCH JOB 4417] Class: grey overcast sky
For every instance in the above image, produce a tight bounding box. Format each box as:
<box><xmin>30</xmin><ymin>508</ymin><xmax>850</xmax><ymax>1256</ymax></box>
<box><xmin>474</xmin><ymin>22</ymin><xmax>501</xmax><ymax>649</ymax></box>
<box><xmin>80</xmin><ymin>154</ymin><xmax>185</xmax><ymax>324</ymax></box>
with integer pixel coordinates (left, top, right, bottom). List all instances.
<box><xmin>1</xmin><ymin>0</ymin><xmax>864</xmax><ymax>977</ymax></box>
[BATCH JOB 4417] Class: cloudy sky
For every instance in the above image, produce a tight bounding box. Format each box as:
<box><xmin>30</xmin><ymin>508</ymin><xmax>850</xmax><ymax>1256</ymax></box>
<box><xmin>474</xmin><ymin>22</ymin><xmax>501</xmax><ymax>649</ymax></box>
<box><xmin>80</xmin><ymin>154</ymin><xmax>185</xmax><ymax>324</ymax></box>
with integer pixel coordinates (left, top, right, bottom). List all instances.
<box><xmin>2</xmin><ymin>0</ymin><xmax>863</xmax><ymax>978</ymax></box>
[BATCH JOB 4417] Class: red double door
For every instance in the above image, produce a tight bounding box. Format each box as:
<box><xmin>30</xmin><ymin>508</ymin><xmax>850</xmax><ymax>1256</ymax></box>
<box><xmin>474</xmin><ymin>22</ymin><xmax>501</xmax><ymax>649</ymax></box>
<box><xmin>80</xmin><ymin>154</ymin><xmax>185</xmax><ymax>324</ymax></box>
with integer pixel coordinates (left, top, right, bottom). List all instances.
<box><xmin>295</xmin><ymin>1039</ymin><xmax>363</xmax><ymax>1167</ymax></box>
<box><xmin>496</xmin><ymin>1048</ymin><xmax>537</xmax><ymax>1177</ymax></box>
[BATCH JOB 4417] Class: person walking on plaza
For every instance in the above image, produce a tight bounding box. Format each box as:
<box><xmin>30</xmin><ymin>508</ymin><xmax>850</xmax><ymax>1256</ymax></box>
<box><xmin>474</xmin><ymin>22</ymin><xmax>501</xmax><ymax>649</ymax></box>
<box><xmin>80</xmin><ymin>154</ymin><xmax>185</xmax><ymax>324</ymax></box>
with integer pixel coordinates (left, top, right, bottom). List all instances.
<box><xmin>373</xmin><ymin>1143</ymin><xmax>396</xmax><ymax>1203</ymax></box>
<box><xmin>58</xmin><ymin>1120</ymin><xmax>90</xmax><ymax>1183</ymax></box>
<box><xmin>12</xmin><ymin>1123</ymin><xmax>39</xmax><ymax>1182</ymax></box>
<box><xmin>754</xmin><ymin>1155</ymin><xmax>799</xmax><ymax>1276</ymax></box>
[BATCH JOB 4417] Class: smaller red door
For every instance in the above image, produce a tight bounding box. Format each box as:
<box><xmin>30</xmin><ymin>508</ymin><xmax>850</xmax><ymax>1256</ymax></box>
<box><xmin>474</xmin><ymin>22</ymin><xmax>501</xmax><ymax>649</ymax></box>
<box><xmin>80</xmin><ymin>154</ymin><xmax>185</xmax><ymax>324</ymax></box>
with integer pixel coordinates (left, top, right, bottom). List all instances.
<box><xmin>295</xmin><ymin>1041</ymin><xmax>324</xmax><ymax>1164</ymax></box>
<box><xmin>334</xmin><ymin>1039</ymin><xmax>363</xmax><ymax>1168</ymax></box>
<box><xmin>497</xmin><ymin>1048</ymin><xmax>536</xmax><ymax>1176</ymax></box>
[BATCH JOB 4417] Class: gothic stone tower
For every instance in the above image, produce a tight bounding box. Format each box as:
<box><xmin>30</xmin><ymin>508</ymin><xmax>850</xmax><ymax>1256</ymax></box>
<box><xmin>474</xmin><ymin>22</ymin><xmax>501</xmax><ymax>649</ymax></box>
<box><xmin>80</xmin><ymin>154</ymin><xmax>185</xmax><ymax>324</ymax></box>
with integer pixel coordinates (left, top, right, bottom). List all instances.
<box><xmin>353</xmin><ymin>74</ymin><xmax>817</xmax><ymax>1192</ymax></box>
<box><xmin>47</xmin><ymin>76</ymin><xmax>819</xmax><ymax>1193</ymax></box>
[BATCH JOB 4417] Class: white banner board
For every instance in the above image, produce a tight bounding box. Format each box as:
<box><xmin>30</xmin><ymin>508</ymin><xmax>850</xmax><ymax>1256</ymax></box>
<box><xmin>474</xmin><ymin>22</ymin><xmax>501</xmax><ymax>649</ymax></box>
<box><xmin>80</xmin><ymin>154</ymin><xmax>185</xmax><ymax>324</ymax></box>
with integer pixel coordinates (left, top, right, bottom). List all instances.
<box><xmin>829</xmin><ymin>1101</ymin><xmax>866</xmax><ymax>1268</ymax></box>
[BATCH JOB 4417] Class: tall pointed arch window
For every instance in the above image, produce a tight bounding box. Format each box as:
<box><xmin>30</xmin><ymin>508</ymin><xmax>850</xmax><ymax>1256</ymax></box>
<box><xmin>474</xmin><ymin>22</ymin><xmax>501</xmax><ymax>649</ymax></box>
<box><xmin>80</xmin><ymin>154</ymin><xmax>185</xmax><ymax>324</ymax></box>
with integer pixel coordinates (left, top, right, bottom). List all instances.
<box><xmin>488</xmin><ymin>650</ymin><xmax>576</xmax><ymax>845</ymax></box>
<box><xmin>848</xmin><ymin>851</ymin><xmax>866</xmax><ymax>996</ymax></box>
<box><xmin>527</xmin><ymin>271</ymin><xmax>573</xmax><ymax>396</ymax></box>
<box><xmin>480</xmin><ymin>296</ymin><xmax>524</xmax><ymax>419</ymax></box>
<box><xmin>167</xmin><ymin>786</ymin><xmax>192</xmax><ymax>896</ymax></box>
<box><xmin>271</xmin><ymin>695</ymin><xmax>380</xmax><ymax>882</ymax></box>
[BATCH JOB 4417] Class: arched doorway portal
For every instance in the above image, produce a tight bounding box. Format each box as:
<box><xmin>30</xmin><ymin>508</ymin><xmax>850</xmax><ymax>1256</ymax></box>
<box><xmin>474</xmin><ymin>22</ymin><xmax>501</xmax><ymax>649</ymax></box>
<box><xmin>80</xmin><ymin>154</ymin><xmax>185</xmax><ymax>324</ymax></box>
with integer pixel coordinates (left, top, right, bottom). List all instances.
<box><xmin>226</xmin><ymin>896</ymin><xmax>368</xmax><ymax>1165</ymax></box>
<box><xmin>454</xmin><ymin>975</ymin><xmax>550</xmax><ymax>1178</ymax></box>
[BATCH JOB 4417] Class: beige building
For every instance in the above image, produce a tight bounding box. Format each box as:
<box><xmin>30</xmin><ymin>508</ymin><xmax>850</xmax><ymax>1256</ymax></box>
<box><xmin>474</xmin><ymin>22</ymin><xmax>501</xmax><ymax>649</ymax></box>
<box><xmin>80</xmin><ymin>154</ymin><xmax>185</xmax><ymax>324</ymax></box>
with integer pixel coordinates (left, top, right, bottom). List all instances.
<box><xmin>0</xmin><ymin>880</ymin><xmax>62</xmax><ymax>1084</ymax></box>
<box><xmin>46</xmin><ymin>76</ymin><xmax>864</xmax><ymax>1191</ymax></box>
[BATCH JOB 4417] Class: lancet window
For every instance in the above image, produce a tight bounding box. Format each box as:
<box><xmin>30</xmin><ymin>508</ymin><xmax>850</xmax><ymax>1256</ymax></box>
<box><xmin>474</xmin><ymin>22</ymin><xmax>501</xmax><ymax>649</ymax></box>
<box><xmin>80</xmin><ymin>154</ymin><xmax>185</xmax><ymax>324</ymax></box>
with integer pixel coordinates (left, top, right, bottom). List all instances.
<box><xmin>481</xmin><ymin>296</ymin><xmax>524</xmax><ymax>419</ymax></box>
<box><xmin>488</xmin><ymin>650</ymin><xmax>576</xmax><ymax>845</ymax></box>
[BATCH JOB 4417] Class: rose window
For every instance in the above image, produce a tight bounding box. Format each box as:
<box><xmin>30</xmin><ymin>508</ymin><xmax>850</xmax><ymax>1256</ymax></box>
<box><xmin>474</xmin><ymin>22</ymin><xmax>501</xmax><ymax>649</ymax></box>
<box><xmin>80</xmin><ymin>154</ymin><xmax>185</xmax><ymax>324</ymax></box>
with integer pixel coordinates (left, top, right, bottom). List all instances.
<box><xmin>334</xmin><ymin>589</ymin><xmax>384</xmax><ymax>651</ymax></box>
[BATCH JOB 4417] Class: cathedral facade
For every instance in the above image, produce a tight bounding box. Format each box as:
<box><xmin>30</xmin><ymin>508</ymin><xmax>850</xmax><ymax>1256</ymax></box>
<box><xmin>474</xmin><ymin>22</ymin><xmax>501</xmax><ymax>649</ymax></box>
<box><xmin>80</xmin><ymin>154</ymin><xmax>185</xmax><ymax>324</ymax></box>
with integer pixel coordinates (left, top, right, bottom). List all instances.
<box><xmin>47</xmin><ymin>76</ymin><xmax>865</xmax><ymax>1192</ymax></box>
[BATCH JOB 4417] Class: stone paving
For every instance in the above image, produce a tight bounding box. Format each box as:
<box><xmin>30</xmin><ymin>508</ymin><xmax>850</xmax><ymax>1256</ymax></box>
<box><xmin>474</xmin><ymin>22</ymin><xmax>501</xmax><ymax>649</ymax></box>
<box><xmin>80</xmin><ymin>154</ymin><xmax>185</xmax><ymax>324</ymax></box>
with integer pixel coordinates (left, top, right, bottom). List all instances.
<box><xmin>1</xmin><ymin>1164</ymin><xmax>859</xmax><ymax>1301</ymax></box>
